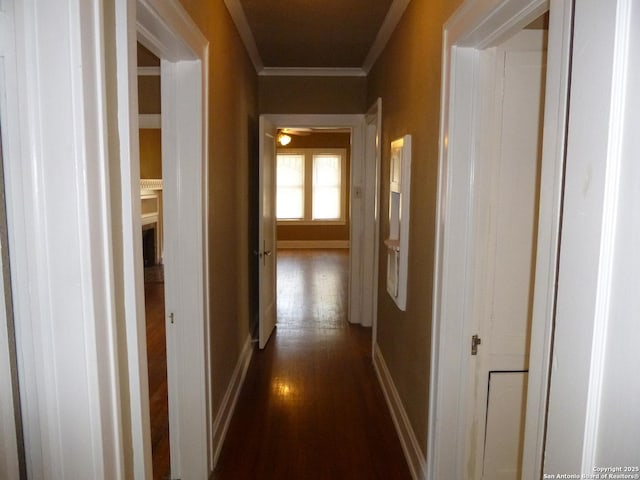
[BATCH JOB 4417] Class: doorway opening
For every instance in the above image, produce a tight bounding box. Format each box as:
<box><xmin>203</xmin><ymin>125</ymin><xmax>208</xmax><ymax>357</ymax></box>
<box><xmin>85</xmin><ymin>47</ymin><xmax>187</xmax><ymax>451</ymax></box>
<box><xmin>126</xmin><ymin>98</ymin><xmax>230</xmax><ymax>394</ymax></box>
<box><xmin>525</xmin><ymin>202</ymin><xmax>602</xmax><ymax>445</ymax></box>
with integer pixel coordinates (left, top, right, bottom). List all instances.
<box><xmin>469</xmin><ymin>18</ymin><xmax>548</xmax><ymax>479</ymax></box>
<box><xmin>274</xmin><ymin>127</ymin><xmax>352</xmax><ymax>338</ymax></box>
<box><xmin>429</xmin><ymin>1</ymin><xmax>572</xmax><ymax>479</ymax></box>
<box><xmin>136</xmin><ymin>42</ymin><xmax>169</xmax><ymax>480</ymax></box>
<box><xmin>115</xmin><ymin>1</ymin><xmax>210</xmax><ymax>477</ymax></box>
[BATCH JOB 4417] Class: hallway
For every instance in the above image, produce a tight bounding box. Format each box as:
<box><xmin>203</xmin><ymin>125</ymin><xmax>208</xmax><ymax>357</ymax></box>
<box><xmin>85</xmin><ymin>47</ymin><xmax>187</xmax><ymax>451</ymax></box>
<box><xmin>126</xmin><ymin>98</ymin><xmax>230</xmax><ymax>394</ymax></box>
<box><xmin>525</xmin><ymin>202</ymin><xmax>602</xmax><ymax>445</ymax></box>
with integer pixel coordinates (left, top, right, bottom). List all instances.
<box><xmin>212</xmin><ymin>250</ymin><xmax>411</xmax><ymax>479</ymax></box>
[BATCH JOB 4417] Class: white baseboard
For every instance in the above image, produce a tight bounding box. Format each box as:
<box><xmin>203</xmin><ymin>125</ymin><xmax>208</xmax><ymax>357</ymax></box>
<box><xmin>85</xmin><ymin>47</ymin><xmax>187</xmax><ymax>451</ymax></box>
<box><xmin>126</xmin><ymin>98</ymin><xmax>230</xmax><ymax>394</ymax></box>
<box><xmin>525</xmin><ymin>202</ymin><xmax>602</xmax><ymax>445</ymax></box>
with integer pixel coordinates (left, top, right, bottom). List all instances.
<box><xmin>373</xmin><ymin>343</ymin><xmax>425</xmax><ymax>480</ymax></box>
<box><xmin>211</xmin><ymin>334</ymin><xmax>253</xmax><ymax>467</ymax></box>
<box><xmin>276</xmin><ymin>240</ymin><xmax>350</xmax><ymax>249</ymax></box>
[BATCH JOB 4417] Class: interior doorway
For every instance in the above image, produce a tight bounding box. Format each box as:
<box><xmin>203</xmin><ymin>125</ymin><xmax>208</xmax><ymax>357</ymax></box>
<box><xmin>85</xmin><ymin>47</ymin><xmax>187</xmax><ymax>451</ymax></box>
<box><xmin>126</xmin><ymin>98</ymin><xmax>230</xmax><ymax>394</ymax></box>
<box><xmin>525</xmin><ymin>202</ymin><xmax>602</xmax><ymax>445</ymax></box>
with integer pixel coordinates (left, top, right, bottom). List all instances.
<box><xmin>259</xmin><ymin>114</ymin><xmax>370</xmax><ymax>337</ymax></box>
<box><xmin>469</xmin><ymin>22</ymin><xmax>548</xmax><ymax>479</ymax></box>
<box><xmin>273</xmin><ymin>127</ymin><xmax>353</xmax><ymax>341</ymax></box>
<box><xmin>136</xmin><ymin>43</ymin><xmax>170</xmax><ymax>480</ymax></box>
<box><xmin>428</xmin><ymin>1</ymin><xmax>573</xmax><ymax>479</ymax></box>
<box><xmin>115</xmin><ymin>1</ymin><xmax>210</xmax><ymax>477</ymax></box>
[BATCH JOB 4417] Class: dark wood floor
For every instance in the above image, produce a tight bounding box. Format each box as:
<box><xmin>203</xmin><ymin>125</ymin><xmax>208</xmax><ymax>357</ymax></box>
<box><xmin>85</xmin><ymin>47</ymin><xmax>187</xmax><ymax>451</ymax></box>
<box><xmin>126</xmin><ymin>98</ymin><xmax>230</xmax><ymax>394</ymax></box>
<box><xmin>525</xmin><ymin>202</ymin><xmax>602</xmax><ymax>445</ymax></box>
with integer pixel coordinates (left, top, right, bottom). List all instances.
<box><xmin>144</xmin><ymin>276</ymin><xmax>170</xmax><ymax>480</ymax></box>
<box><xmin>212</xmin><ymin>249</ymin><xmax>411</xmax><ymax>480</ymax></box>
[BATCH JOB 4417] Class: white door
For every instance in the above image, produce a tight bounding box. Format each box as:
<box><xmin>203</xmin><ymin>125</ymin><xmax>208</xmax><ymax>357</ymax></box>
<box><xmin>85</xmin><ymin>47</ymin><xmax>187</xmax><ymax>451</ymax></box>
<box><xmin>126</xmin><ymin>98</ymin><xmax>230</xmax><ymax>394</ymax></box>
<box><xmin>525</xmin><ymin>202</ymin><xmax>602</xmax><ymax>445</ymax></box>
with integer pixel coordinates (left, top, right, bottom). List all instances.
<box><xmin>258</xmin><ymin>116</ymin><xmax>277</xmax><ymax>349</ymax></box>
<box><xmin>473</xmin><ymin>29</ymin><xmax>547</xmax><ymax>480</ymax></box>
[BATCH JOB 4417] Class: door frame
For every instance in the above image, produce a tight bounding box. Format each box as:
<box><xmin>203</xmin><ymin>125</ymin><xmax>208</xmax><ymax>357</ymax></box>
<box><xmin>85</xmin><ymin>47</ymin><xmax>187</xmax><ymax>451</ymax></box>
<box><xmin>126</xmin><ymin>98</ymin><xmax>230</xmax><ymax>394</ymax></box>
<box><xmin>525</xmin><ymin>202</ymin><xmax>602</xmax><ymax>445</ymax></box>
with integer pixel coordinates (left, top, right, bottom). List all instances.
<box><xmin>364</xmin><ymin>99</ymin><xmax>382</xmax><ymax>348</ymax></box>
<box><xmin>258</xmin><ymin>116</ymin><xmax>277</xmax><ymax>349</ymax></box>
<box><xmin>114</xmin><ymin>0</ymin><xmax>210</xmax><ymax>477</ymax></box>
<box><xmin>263</xmin><ymin>114</ymin><xmax>368</xmax><ymax>326</ymax></box>
<box><xmin>427</xmin><ymin>0</ymin><xmax>573</xmax><ymax>479</ymax></box>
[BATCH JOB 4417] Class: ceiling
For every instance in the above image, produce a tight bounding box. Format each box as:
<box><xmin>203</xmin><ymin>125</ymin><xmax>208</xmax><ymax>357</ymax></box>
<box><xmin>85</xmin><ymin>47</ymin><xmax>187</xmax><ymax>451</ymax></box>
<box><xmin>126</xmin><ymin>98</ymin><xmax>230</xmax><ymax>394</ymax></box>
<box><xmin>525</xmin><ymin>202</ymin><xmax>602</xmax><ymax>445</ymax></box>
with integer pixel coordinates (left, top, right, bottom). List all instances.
<box><xmin>226</xmin><ymin>0</ymin><xmax>410</xmax><ymax>75</ymax></box>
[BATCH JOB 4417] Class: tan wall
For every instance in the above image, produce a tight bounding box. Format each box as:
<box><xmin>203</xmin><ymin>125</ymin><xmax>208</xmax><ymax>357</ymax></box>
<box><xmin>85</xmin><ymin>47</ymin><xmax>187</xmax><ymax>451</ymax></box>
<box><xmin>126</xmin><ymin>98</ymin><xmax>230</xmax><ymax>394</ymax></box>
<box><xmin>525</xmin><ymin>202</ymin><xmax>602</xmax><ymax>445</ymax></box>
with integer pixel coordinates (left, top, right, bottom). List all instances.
<box><xmin>259</xmin><ymin>76</ymin><xmax>366</xmax><ymax>114</ymax></box>
<box><xmin>276</xmin><ymin>132</ymin><xmax>350</xmax><ymax>242</ymax></box>
<box><xmin>177</xmin><ymin>0</ymin><xmax>259</xmax><ymax>419</ymax></box>
<box><xmin>138</xmin><ymin>75</ymin><xmax>160</xmax><ymax>114</ymax></box>
<box><xmin>366</xmin><ymin>0</ymin><xmax>463</xmax><ymax>455</ymax></box>
<box><xmin>138</xmin><ymin>129</ymin><xmax>162</xmax><ymax>179</ymax></box>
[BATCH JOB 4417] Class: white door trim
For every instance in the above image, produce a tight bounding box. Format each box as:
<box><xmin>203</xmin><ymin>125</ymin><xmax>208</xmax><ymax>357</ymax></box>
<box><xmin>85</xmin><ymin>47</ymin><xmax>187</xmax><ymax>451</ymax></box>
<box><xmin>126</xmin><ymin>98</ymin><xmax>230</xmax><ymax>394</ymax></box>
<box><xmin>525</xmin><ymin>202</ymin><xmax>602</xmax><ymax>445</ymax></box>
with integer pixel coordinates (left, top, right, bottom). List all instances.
<box><xmin>7</xmin><ymin>0</ymin><xmax>125</xmax><ymax>476</ymax></box>
<box><xmin>264</xmin><ymin>114</ymin><xmax>368</xmax><ymax>326</ymax></box>
<box><xmin>427</xmin><ymin>0</ymin><xmax>572</xmax><ymax>478</ymax></box>
<box><xmin>543</xmin><ymin>0</ymin><xmax>640</xmax><ymax>472</ymax></box>
<box><xmin>115</xmin><ymin>0</ymin><xmax>210</xmax><ymax>477</ymax></box>
<box><xmin>0</xmin><ymin>2</ymin><xmax>23</xmax><ymax>476</ymax></box>
<box><xmin>365</xmin><ymin>99</ymin><xmax>382</xmax><ymax>344</ymax></box>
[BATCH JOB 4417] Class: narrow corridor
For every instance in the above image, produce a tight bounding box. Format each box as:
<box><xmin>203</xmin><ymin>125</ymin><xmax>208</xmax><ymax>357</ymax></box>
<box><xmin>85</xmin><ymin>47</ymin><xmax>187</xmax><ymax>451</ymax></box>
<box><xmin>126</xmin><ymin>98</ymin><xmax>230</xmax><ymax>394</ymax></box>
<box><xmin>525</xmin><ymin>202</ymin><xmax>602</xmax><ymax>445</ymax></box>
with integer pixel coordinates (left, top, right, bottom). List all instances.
<box><xmin>212</xmin><ymin>249</ymin><xmax>410</xmax><ymax>479</ymax></box>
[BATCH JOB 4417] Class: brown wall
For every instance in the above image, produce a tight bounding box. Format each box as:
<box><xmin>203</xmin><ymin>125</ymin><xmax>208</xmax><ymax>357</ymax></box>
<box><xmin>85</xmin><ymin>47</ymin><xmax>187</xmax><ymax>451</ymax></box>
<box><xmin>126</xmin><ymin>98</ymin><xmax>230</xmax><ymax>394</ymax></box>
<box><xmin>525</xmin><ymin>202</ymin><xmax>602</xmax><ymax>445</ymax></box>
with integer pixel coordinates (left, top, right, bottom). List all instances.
<box><xmin>138</xmin><ymin>75</ymin><xmax>160</xmax><ymax>114</ymax></box>
<box><xmin>276</xmin><ymin>132</ymin><xmax>350</xmax><ymax>242</ymax></box>
<box><xmin>259</xmin><ymin>76</ymin><xmax>366</xmax><ymax>114</ymax></box>
<box><xmin>177</xmin><ymin>0</ymin><xmax>259</xmax><ymax>419</ymax></box>
<box><xmin>138</xmin><ymin>129</ymin><xmax>162</xmax><ymax>179</ymax></box>
<box><xmin>366</xmin><ymin>0</ymin><xmax>463</xmax><ymax>455</ymax></box>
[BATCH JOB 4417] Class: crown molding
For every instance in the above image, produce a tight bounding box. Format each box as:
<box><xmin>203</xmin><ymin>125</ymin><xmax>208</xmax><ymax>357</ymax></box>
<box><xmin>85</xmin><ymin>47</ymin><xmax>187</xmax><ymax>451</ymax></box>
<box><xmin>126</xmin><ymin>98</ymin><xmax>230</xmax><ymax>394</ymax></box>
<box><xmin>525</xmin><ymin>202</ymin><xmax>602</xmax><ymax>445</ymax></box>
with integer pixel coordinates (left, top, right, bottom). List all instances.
<box><xmin>223</xmin><ymin>0</ymin><xmax>264</xmax><ymax>72</ymax></box>
<box><xmin>224</xmin><ymin>0</ymin><xmax>407</xmax><ymax>76</ymax></box>
<box><xmin>259</xmin><ymin>67</ymin><xmax>366</xmax><ymax>77</ymax></box>
<box><xmin>362</xmin><ymin>0</ymin><xmax>411</xmax><ymax>73</ymax></box>
<box><xmin>139</xmin><ymin>114</ymin><xmax>161</xmax><ymax>128</ymax></box>
<box><xmin>137</xmin><ymin>66</ymin><xmax>160</xmax><ymax>76</ymax></box>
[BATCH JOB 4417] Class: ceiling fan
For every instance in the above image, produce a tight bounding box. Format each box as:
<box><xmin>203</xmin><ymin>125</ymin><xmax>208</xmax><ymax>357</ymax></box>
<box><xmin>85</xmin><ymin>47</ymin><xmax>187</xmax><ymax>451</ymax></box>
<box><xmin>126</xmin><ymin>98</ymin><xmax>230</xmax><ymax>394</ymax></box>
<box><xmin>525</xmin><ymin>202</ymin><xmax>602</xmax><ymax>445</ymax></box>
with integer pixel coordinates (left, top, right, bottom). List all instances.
<box><xmin>277</xmin><ymin>127</ymin><xmax>311</xmax><ymax>146</ymax></box>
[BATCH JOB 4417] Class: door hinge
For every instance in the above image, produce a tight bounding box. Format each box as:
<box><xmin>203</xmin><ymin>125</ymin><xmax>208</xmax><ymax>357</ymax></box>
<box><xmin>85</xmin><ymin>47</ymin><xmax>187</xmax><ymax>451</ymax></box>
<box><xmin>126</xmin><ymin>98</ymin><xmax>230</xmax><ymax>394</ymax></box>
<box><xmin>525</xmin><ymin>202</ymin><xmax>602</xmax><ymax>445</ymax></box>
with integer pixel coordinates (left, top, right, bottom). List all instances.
<box><xmin>471</xmin><ymin>334</ymin><xmax>481</xmax><ymax>355</ymax></box>
<box><xmin>169</xmin><ymin>312</ymin><xmax>175</xmax><ymax>324</ymax></box>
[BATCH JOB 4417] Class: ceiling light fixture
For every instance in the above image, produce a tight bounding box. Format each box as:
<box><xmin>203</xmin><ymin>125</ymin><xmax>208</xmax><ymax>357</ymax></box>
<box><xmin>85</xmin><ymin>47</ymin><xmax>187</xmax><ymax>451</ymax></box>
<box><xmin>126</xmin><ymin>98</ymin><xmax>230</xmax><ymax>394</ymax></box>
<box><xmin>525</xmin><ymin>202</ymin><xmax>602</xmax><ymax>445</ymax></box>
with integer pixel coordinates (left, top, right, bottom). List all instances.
<box><xmin>278</xmin><ymin>133</ymin><xmax>291</xmax><ymax>146</ymax></box>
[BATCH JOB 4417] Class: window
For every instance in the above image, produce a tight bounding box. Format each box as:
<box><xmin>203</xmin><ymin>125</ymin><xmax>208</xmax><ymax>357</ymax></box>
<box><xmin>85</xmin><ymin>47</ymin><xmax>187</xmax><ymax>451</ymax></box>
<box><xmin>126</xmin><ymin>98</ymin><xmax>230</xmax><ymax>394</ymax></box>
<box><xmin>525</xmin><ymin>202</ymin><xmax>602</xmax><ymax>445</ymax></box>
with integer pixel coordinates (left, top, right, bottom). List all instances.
<box><xmin>276</xmin><ymin>154</ymin><xmax>305</xmax><ymax>219</ymax></box>
<box><xmin>276</xmin><ymin>148</ymin><xmax>347</xmax><ymax>223</ymax></box>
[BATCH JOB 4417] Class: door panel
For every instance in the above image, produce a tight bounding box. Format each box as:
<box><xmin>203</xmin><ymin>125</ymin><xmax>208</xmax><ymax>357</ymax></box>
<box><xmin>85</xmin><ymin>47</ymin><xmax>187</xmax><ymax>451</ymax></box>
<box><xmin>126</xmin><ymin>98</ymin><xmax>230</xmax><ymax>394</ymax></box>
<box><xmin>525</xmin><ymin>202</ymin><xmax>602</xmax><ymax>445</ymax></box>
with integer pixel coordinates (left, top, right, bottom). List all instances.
<box><xmin>475</xmin><ymin>30</ymin><xmax>547</xmax><ymax>479</ymax></box>
<box><xmin>259</xmin><ymin>116</ymin><xmax>277</xmax><ymax>349</ymax></box>
<box><xmin>483</xmin><ymin>372</ymin><xmax>528</xmax><ymax>479</ymax></box>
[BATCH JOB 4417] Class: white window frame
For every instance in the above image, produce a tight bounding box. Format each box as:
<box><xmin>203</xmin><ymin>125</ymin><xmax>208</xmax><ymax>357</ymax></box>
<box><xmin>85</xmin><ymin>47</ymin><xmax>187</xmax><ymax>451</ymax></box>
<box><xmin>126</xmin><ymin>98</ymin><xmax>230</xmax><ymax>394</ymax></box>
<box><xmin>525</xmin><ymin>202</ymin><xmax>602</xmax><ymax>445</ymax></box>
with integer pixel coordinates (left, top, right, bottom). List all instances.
<box><xmin>276</xmin><ymin>148</ymin><xmax>347</xmax><ymax>225</ymax></box>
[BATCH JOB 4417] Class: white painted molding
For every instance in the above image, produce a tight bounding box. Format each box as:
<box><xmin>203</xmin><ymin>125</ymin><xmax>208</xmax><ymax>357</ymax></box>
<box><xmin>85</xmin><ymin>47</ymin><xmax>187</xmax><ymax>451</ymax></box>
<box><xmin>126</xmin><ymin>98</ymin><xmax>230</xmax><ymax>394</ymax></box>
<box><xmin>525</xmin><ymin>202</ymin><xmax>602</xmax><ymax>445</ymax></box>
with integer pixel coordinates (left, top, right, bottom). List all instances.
<box><xmin>276</xmin><ymin>240</ymin><xmax>350</xmax><ymax>249</ymax></box>
<box><xmin>543</xmin><ymin>0</ymin><xmax>639</xmax><ymax>474</ymax></box>
<box><xmin>259</xmin><ymin>67</ymin><xmax>366</xmax><ymax>77</ymax></box>
<box><xmin>8</xmin><ymin>0</ymin><xmax>126</xmax><ymax>477</ymax></box>
<box><xmin>373</xmin><ymin>344</ymin><xmax>424</xmax><ymax>480</ymax></box>
<box><xmin>521</xmin><ymin>1</ymin><xmax>574</xmax><ymax>478</ymax></box>
<box><xmin>580</xmin><ymin>2</ymin><xmax>631</xmax><ymax>469</ymax></box>
<box><xmin>138</xmin><ymin>113</ymin><xmax>161</xmax><ymax>129</ymax></box>
<box><xmin>362</xmin><ymin>0</ymin><xmax>412</xmax><ymax>73</ymax></box>
<box><xmin>137</xmin><ymin>66</ymin><xmax>160</xmax><ymax>76</ymax></box>
<box><xmin>211</xmin><ymin>334</ymin><xmax>253</xmax><ymax>467</ymax></box>
<box><xmin>140</xmin><ymin>178</ymin><xmax>163</xmax><ymax>190</ymax></box>
<box><xmin>223</xmin><ymin>0</ymin><xmax>264</xmax><ymax>72</ymax></box>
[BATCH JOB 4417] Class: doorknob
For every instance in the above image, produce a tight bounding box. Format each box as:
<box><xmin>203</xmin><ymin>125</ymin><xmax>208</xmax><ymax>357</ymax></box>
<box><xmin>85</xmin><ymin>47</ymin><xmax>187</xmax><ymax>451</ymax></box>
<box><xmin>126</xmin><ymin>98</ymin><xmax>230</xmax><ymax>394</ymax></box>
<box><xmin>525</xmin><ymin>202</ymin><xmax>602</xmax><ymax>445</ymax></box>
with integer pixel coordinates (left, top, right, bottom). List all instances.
<box><xmin>264</xmin><ymin>249</ymin><xmax>272</xmax><ymax>256</ymax></box>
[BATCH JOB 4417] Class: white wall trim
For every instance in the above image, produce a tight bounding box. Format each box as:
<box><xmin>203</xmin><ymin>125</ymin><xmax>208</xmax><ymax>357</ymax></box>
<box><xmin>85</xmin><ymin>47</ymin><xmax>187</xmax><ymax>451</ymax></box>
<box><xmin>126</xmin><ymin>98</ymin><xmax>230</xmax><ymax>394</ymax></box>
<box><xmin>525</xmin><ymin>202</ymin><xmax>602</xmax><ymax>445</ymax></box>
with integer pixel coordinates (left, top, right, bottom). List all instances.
<box><xmin>8</xmin><ymin>0</ymin><xmax>125</xmax><ymax>477</ymax></box>
<box><xmin>137</xmin><ymin>65</ymin><xmax>160</xmax><ymax>76</ymax></box>
<box><xmin>543</xmin><ymin>0</ymin><xmax>639</xmax><ymax>473</ymax></box>
<box><xmin>138</xmin><ymin>113</ymin><xmax>161</xmax><ymax>128</ymax></box>
<box><xmin>211</xmin><ymin>334</ymin><xmax>253</xmax><ymax>467</ymax></box>
<box><xmin>521</xmin><ymin>2</ymin><xmax>573</xmax><ymax>478</ymax></box>
<box><xmin>223</xmin><ymin>0</ymin><xmax>264</xmax><ymax>72</ymax></box>
<box><xmin>365</xmin><ymin>99</ymin><xmax>382</xmax><ymax>348</ymax></box>
<box><xmin>373</xmin><ymin>344</ymin><xmax>423</xmax><ymax>480</ymax></box>
<box><xmin>277</xmin><ymin>240</ymin><xmax>349</xmax><ymax>249</ymax></box>
<box><xmin>259</xmin><ymin>67</ymin><xmax>366</xmax><ymax>77</ymax></box>
<box><xmin>140</xmin><ymin>178</ymin><xmax>163</xmax><ymax>190</ymax></box>
<box><xmin>580</xmin><ymin>0</ymin><xmax>630</xmax><ymax>468</ymax></box>
<box><xmin>362</xmin><ymin>0</ymin><xmax>411</xmax><ymax>73</ymax></box>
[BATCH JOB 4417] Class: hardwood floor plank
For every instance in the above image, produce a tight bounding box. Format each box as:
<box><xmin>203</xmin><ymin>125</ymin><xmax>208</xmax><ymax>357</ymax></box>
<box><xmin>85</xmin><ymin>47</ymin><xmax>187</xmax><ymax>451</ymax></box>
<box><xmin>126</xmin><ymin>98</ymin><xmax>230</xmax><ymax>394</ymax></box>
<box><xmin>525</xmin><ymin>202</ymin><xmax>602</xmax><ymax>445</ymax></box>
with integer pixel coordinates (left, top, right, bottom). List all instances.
<box><xmin>144</xmin><ymin>280</ymin><xmax>170</xmax><ymax>480</ymax></box>
<box><xmin>212</xmin><ymin>249</ymin><xmax>410</xmax><ymax>479</ymax></box>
